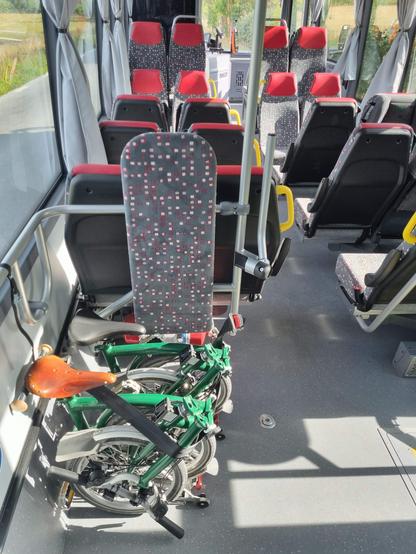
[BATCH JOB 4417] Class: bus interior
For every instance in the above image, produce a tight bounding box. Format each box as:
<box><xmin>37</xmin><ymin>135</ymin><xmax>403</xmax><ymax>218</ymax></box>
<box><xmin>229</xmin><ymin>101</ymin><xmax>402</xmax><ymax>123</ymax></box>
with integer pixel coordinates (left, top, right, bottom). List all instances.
<box><xmin>2</xmin><ymin>0</ymin><xmax>416</xmax><ymax>552</ymax></box>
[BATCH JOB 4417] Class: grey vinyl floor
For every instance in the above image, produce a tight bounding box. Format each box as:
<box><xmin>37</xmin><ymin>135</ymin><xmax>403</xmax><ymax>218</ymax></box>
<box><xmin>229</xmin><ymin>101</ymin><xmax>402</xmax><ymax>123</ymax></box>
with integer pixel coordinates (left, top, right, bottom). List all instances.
<box><xmin>63</xmin><ymin>232</ymin><xmax>416</xmax><ymax>554</ymax></box>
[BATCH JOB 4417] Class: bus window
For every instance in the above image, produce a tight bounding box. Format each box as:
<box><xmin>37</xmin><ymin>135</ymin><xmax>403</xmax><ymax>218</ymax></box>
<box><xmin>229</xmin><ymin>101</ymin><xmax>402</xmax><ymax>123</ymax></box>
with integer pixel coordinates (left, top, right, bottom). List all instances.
<box><xmin>356</xmin><ymin>0</ymin><xmax>398</xmax><ymax>101</ymax></box>
<box><xmin>0</xmin><ymin>1</ymin><xmax>60</xmax><ymax>257</ymax></box>
<box><xmin>290</xmin><ymin>0</ymin><xmax>304</xmax><ymax>31</ymax></box>
<box><xmin>202</xmin><ymin>0</ymin><xmax>282</xmax><ymax>53</ymax></box>
<box><xmin>402</xmin><ymin>38</ymin><xmax>416</xmax><ymax>93</ymax></box>
<box><xmin>70</xmin><ymin>0</ymin><xmax>101</xmax><ymax>115</ymax></box>
<box><xmin>321</xmin><ymin>0</ymin><xmax>355</xmax><ymax>63</ymax></box>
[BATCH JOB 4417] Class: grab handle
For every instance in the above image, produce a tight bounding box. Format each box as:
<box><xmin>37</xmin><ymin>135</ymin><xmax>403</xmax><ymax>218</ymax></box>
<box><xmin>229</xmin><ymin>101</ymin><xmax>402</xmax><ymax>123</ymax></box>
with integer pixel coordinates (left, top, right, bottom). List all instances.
<box><xmin>208</xmin><ymin>78</ymin><xmax>218</xmax><ymax>98</ymax></box>
<box><xmin>253</xmin><ymin>139</ymin><xmax>262</xmax><ymax>167</ymax></box>
<box><xmin>403</xmin><ymin>212</ymin><xmax>416</xmax><ymax>244</ymax></box>
<box><xmin>276</xmin><ymin>185</ymin><xmax>294</xmax><ymax>232</ymax></box>
<box><xmin>230</xmin><ymin>108</ymin><xmax>241</xmax><ymax>125</ymax></box>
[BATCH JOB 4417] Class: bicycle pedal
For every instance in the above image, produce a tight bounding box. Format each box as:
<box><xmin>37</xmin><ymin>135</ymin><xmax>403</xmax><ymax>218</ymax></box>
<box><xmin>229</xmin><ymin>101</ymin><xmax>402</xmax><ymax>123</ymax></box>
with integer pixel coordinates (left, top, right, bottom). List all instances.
<box><xmin>205</xmin><ymin>457</ymin><xmax>219</xmax><ymax>476</ymax></box>
<box><xmin>221</xmin><ymin>399</ymin><xmax>233</xmax><ymax>414</ymax></box>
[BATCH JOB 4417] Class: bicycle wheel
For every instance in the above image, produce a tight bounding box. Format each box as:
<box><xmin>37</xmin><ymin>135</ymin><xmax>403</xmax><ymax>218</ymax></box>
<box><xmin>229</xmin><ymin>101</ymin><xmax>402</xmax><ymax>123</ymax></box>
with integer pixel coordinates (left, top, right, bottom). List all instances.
<box><xmin>68</xmin><ymin>428</ymin><xmax>187</xmax><ymax>515</ymax></box>
<box><xmin>185</xmin><ymin>434</ymin><xmax>217</xmax><ymax>479</ymax></box>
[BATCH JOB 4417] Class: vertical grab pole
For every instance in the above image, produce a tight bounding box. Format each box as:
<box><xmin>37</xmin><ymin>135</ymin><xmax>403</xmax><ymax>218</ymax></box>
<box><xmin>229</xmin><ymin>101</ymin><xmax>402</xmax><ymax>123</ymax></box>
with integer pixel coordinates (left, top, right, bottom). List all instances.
<box><xmin>257</xmin><ymin>133</ymin><xmax>277</xmax><ymax>262</ymax></box>
<box><xmin>231</xmin><ymin>0</ymin><xmax>268</xmax><ymax>315</ymax></box>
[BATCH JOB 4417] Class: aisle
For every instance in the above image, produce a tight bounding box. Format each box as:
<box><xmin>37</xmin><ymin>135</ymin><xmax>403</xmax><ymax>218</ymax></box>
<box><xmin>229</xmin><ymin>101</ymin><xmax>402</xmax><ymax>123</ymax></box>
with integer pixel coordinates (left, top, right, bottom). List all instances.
<box><xmin>64</xmin><ymin>234</ymin><xmax>416</xmax><ymax>554</ymax></box>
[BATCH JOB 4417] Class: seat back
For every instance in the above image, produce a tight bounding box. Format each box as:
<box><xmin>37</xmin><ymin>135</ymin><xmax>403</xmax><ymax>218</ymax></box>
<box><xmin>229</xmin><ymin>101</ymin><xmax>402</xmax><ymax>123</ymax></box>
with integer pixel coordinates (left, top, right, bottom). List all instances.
<box><xmin>112</xmin><ymin>95</ymin><xmax>168</xmax><ymax>130</ymax></box>
<box><xmin>259</xmin><ymin>72</ymin><xmax>299</xmax><ymax>163</ymax></box>
<box><xmin>178</xmin><ymin>98</ymin><xmax>231</xmax><ymax>131</ymax></box>
<box><xmin>308</xmin><ymin>123</ymin><xmax>413</xmax><ymax>234</ymax></box>
<box><xmin>361</xmin><ymin>93</ymin><xmax>416</xmax><ymax>131</ymax></box>
<box><xmin>190</xmin><ymin>123</ymin><xmax>244</xmax><ymax>165</ymax></box>
<box><xmin>284</xmin><ymin>97</ymin><xmax>358</xmax><ymax>186</ymax></box>
<box><xmin>129</xmin><ymin>21</ymin><xmax>167</xmax><ymax>85</ymax></box>
<box><xmin>289</xmin><ymin>27</ymin><xmax>327</xmax><ymax>98</ymax></box>
<box><xmin>173</xmin><ymin>70</ymin><xmax>210</xmax><ymax>130</ymax></box>
<box><xmin>215</xmin><ymin>166</ymin><xmax>280</xmax><ymax>296</ymax></box>
<box><xmin>263</xmin><ymin>25</ymin><xmax>289</xmax><ymax>73</ymax></box>
<box><xmin>168</xmin><ymin>22</ymin><xmax>206</xmax><ymax>90</ymax></box>
<box><xmin>121</xmin><ymin>133</ymin><xmax>216</xmax><ymax>334</ymax></box>
<box><xmin>65</xmin><ymin>165</ymin><xmax>130</xmax><ymax>299</ymax></box>
<box><xmin>99</xmin><ymin>120</ymin><xmax>160</xmax><ymax>165</ymax></box>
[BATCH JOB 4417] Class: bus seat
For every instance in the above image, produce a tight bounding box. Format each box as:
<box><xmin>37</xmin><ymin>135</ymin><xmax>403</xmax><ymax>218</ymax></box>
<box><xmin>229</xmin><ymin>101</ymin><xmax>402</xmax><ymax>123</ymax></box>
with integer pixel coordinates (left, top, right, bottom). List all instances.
<box><xmin>65</xmin><ymin>164</ymin><xmax>130</xmax><ymax>301</ymax></box>
<box><xmin>131</xmin><ymin>69</ymin><xmax>168</xmax><ymax>102</ymax></box>
<box><xmin>294</xmin><ymin>123</ymin><xmax>413</xmax><ymax>239</ymax></box>
<box><xmin>173</xmin><ymin>70</ymin><xmax>210</xmax><ymax>130</ymax></box>
<box><xmin>177</xmin><ymin>98</ymin><xmax>232</xmax><ymax>131</ymax></box>
<box><xmin>129</xmin><ymin>21</ymin><xmax>167</xmax><ymax>85</ymax></box>
<box><xmin>121</xmin><ymin>132</ymin><xmax>216</xmax><ymax>334</ymax></box>
<box><xmin>112</xmin><ymin>95</ymin><xmax>168</xmax><ymax>130</ymax></box>
<box><xmin>99</xmin><ymin>120</ymin><xmax>160</xmax><ymax>164</ymax></box>
<box><xmin>168</xmin><ymin>22</ymin><xmax>206</xmax><ymax>90</ymax></box>
<box><xmin>190</xmin><ymin>123</ymin><xmax>245</xmax><ymax>165</ymax></box>
<box><xmin>289</xmin><ymin>27</ymin><xmax>327</xmax><ymax>98</ymax></box>
<box><xmin>282</xmin><ymin>97</ymin><xmax>358</xmax><ymax>187</ymax></box>
<box><xmin>302</xmin><ymin>72</ymin><xmax>341</xmax><ymax>119</ymax></box>
<box><xmin>335</xmin><ymin>241</ymin><xmax>416</xmax><ymax>324</ymax></box>
<box><xmin>263</xmin><ymin>24</ymin><xmax>290</xmax><ymax>73</ymax></box>
<box><xmin>214</xmin><ymin>166</ymin><xmax>282</xmax><ymax>299</ymax></box>
<box><xmin>259</xmin><ymin>72</ymin><xmax>299</xmax><ymax>167</ymax></box>
<box><xmin>361</xmin><ymin>93</ymin><xmax>416</xmax><ymax>131</ymax></box>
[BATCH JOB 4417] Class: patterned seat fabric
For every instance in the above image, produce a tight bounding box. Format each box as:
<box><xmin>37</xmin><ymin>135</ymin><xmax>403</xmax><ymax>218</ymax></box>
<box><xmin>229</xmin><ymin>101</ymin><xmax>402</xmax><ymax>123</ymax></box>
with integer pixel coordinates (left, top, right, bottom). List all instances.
<box><xmin>259</xmin><ymin>72</ymin><xmax>299</xmax><ymax>165</ymax></box>
<box><xmin>263</xmin><ymin>25</ymin><xmax>289</xmax><ymax>74</ymax></box>
<box><xmin>289</xmin><ymin>27</ymin><xmax>327</xmax><ymax>98</ymax></box>
<box><xmin>173</xmin><ymin>70</ymin><xmax>210</xmax><ymax>131</ymax></box>
<box><xmin>168</xmin><ymin>22</ymin><xmax>206</xmax><ymax>90</ymax></box>
<box><xmin>121</xmin><ymin>133</ymin><xmax>216</xmax><ymax>334</ymax></box>
<box><xmin>129</xmin><ymin>22</ymin><xmax>168</xmax><ymax>86</ymax></box>
<box><xmin>302</xmin><ymin>72</ymin><xmax>341</xmax><ymax>120</ymax></box>
<box><xmin>283</xmin><ymin>97</ymin><xmax>358</xmax><ymax>187</ymax></box>
<box><xmin>294</xmin><ymin>123</ymin><xmax>414</xmax><ymax>238</ymax></box>
<box><xmin>178</xmin><ymin>98</ymin><xmax>231</xmax><ymax>131</ymax></box>
<box><xmin>335</xmin><ymin>253</ymin><xmax>389</xmax><ymax>304</ymax></box>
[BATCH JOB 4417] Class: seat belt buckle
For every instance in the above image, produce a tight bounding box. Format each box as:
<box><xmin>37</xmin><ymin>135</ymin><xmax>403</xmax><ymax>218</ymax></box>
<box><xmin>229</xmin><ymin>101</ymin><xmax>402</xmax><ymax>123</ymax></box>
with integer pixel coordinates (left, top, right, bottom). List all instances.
<box><xmin>229</xmin><ymin>313</ymin><xmax>244</xmax><ymax>335</ymax></box>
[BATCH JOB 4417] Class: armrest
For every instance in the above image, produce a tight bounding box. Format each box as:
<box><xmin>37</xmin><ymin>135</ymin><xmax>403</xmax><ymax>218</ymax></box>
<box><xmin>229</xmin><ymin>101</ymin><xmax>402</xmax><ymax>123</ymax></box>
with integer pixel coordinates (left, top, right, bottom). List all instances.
<box><xmin>364</xmin><ymin>249</ymin><xmax>401</xmax><ymax>287</ymax></box>
<box><xmin>307</xmin><ymin>177</ymin><xmax>329</xmax><ymax>213</ymax></box>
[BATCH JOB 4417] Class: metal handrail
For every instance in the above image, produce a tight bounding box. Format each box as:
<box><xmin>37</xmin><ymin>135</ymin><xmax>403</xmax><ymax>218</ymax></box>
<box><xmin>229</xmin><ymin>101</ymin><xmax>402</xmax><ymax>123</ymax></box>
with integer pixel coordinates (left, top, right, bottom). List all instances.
<box><xmin>257</xmin><ymin>134</ymin><xmax>276</xmax><ymax>262</ymax></box>
<box><xmin>172</xmin><ymin>15</ymin><xmax>200</xmax><ymax>28</ymax></box>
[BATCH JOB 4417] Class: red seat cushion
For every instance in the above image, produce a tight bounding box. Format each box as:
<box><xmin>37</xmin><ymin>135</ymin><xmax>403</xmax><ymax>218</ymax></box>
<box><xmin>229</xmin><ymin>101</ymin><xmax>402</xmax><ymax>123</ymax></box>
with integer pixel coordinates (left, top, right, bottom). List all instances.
<box><xmin>297</xmin><ymin>27</ymin><xmax>327</xmax><ymax>49</ymax></box>
<box><xmin>310</xmin><ymin>73</ymin><xmax>341</xmax><ymax>97</ymax></box>
<box><xmin>99</xmin><ymin>120</ymin><xmax>160</xmax><ymax>131</ymax></box>
<box><xmin>264</xmin><ymin>26</ymin><xmax>289</xmax><ymax>49</ymax></box>
<box><xmin>115</xmin><ymin>94</ymin><xmax>161</xmax><ymax>103</ymax></box>
<box><xmin>191</xmin><ymin>123</ymin><xmax>244</xmax><ymax>132</ymax></box>
<box><xmin>217</xmin><ymin>166</ymin><xmax>263</xmax><ymax>176</ymax></box>
<box><xmin>177</xmin><ymin>70</ymin><xmax>209</xmax><ymax>95</ymax></box>
<box><xmin>265</xmin><ymin>72</ymin><xmax>297</xmax><ymax>96</ymax></box>
<box><xmin>184</xmin><ymin>97</ymin><xmax>229</xmax><ymax>105</ymax></box>
<box><xmin>173</xmin><ymin>23</ymin><xmax>204</xmax><ymax>46</ymax></box>
<box><xmin>130</xmin><ymin>21</ymin><xmax>163</xmax><ymax>45</ymax></box>
<box><xmin>131</xmin><ymin>69</ymin><xmax>164</xmax><ymax>95</ymax></box>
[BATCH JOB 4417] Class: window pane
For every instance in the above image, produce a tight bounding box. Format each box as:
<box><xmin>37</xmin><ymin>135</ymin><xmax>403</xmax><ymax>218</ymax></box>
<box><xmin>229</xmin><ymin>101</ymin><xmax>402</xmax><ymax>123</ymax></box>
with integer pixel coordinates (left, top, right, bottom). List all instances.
<box><xmin>0</xmin><ymin>1</ymin><xmax>60</xmax><ymax>257</ymax></box>
<box><xmin>70</xmin><ymin>0</ymin><xmax>100</xmax><ymax>114</ymax></box>
<box><xmin>291</xmin><ymin>0</ymin><xmax>304</xmax><ymax>31</ymax></box>
<box><xmin>201</xmin><ymin>0</ymin><xmax>282</xmax><ymax>53</ymax></box>
<box><xmin>321</xmin><ymin>0</ymin><xmax>355</xmax><ymax>63</ymax></box>
<box><xmin>356</xmin><ymin>0</ymin><xmax>398</xmax><ymax>101</ymax></box>
<box><xmin>402</xmin><ymin>39</ymin><xmax>416</xmax><ymax>93</ymax></box>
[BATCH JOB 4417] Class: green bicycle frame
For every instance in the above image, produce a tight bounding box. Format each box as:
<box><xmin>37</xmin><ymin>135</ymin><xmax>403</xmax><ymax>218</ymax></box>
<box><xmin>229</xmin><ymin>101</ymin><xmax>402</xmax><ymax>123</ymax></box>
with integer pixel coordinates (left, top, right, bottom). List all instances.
<box><xmin>98</xmin><ymin>341</ymin><xmax>232</xmax><ymax>399</ymax></box>
<box><xmin>61</xmin><ymin>392</ymin><xmax>214</xmax><ymax>490</ymax></box>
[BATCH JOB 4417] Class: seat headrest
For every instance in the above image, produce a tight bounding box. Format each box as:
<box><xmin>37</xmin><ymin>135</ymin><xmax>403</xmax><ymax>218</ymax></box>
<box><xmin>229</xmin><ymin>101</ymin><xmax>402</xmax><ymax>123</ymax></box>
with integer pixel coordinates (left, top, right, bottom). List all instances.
<box><xmin>130</xmin><ymin>21</ymin><xmax>163</xmax><ymax>45</ymax></box>
<box><xmin>190</xmin><ymin>123</ymin><xmax>244</xmax><ymax>132</ymax></box>
<box><xmin>265</xmin><ymin>72</ymin><xmax>297</xmax><ymax>96</ymax></box>
<box><xmin>297</xmin><ymin>27</ymin><xmax>327</xmax><ymax>49</ymax></box>
<box><xmin>217</xmin><ymin>166</ymin><xmax>263</xmax><ymax>176</ymax></box>
<box><xmin>264</xmin><ymin>25</ymin><xmax>289</xmax><ymax>49</ymax></box>
<box><xmin>115</xmin><ymin>94</ymin><xmax>162</xmax><ymax>103</ymax></box>
<box><xmin>131</xmin><ymin>69</ymin><xmax>164</xmax><ymax>94</ymax></box>
<box><xmin>360</xmin><ymin>122</ymin><xmax>414</xmax><ymax>134</ymax></box>
<box><xmin>310</xmin><ymin>73</ymin><xmax>341</xmax><ymax>97</ymax></box>
<box><xmin>71</xmin><ymin>164</ymin><xmax>121</xmax><ymax>177</ymax></box>
<box><xmin>177</xmin><ymin>70</ymin><xmax>209</xmax><ymax>95</ymax></box>
<box><xmin>173</xmin><ymin>23</ymin><xmax>204</xmax><ymax>46</ymax></box>
<box><xmin>100</xmin><ymin>120</ymin><xmax>160</xmax><ymax>131</ymax></box>
<box><xmin>184</xmin><ymin>97</ymin><xmax>229</xmax><ymax>105</ymax></box>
